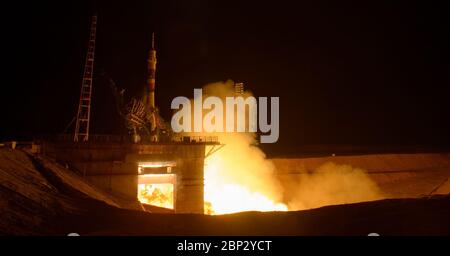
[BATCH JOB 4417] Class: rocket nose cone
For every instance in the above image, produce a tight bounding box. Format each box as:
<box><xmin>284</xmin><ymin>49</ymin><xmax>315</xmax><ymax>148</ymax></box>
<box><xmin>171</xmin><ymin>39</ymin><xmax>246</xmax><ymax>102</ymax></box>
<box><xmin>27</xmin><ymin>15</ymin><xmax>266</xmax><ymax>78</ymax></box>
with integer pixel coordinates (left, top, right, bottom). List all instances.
<box><xmin>151</xmin><ymin>32</ymin><xmax>155</xmax><ymax>50</ymax></box>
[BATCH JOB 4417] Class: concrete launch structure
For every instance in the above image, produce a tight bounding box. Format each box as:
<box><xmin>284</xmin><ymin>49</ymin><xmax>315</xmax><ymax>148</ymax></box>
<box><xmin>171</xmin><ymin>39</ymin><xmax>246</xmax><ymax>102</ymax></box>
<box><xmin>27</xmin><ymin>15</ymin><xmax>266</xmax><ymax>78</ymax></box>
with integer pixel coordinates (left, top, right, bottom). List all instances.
<box><xmin>38</xmin><ymin>135</ymin><xmax>218</xmax><ymax>214</ymax></box>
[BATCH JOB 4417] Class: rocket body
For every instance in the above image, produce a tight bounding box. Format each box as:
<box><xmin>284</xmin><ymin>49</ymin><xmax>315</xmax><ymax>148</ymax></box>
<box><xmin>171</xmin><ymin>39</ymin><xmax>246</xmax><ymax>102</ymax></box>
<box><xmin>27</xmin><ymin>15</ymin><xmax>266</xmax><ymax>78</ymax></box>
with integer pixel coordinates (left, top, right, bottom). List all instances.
<box><xmin>147</xmin><ymin>33</ymin><xmax>158</xmax><ymax>141</ymax></box>
<box><xmin>147</xmin><ymin>43</ymin><xmax>157</xmax><ymax>110</ymax></box>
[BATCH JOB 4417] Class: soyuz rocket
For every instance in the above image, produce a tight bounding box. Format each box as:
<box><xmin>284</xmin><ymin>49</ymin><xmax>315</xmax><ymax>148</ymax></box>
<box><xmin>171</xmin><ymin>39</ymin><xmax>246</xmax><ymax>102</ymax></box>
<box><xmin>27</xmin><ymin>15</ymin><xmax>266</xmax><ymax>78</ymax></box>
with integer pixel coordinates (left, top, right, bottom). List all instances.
<box><xmin>148</xmin><ymin>32</ymin><xmax>157</xmax><ymax>111</ymax></box>
<box><xmin>147</xmin><ymin>33</ymin><xmax>158</xmax><ymax>141</ymax></box>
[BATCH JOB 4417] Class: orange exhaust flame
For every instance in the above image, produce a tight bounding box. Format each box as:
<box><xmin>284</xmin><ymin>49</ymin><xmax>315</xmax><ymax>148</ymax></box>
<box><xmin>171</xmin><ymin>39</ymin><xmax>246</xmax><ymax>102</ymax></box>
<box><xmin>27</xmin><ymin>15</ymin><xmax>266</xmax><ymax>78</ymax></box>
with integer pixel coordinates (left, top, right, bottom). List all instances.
<box><xmin>203</xmin><ymin>133</ymin><xmax>288</xmax><ymax>215</ymax></box>
<box><xmin>138</xmin><ymin>183</ymin><xmax>174</xmax><ymax>209</ymax></box>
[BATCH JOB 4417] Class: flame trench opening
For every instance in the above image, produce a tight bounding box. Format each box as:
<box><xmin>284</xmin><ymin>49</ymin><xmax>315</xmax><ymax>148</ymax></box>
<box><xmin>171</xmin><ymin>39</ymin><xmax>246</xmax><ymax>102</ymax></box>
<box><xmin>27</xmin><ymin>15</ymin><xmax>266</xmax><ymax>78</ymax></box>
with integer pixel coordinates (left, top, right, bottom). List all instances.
<box><xmin>138</xmin><ymin>173</ymin><xmax>176</xmax><ymax>209</ymax></box>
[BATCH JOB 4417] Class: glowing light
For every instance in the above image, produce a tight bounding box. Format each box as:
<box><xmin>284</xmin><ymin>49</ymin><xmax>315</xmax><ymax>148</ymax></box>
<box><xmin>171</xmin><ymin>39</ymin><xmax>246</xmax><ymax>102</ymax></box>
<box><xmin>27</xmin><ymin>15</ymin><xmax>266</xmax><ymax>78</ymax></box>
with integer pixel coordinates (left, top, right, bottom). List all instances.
<box><xmin>137</xmin><ymin>174</ymin><xmax>175</xmax><ymax>209</ymax></box>
<box><xmin>203</xmin><ymin>140</ymin><xmax>288</xmax><ymax>215</ymax></box>
<box><xmin>204</xmin><ymin>183</ymin><xmax>288</xmax><ymax>214</ymax></box>
<box><xmin>138</xmin><ymin>183</ymin><xmax>174</xmax><ymax>209</ymax></box>
<box><xmin>139</xmin><ymin>161</ymin><xmax>176</xmax><ymax>168</ymax></box>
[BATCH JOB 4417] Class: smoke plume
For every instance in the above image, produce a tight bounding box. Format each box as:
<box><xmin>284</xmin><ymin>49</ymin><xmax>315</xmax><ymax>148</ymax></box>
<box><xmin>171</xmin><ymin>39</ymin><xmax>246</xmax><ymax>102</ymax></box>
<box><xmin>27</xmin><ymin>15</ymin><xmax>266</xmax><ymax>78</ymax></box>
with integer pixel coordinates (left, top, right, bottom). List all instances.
<box><xmin>285</xmin><ymin>162</ymin><xmax>383</xmax><ymax>210</ymax></box>
<box><xmin>177</xmin><ymin>80</ymin><xmax>382</xmax><ymax>214</ymax></box>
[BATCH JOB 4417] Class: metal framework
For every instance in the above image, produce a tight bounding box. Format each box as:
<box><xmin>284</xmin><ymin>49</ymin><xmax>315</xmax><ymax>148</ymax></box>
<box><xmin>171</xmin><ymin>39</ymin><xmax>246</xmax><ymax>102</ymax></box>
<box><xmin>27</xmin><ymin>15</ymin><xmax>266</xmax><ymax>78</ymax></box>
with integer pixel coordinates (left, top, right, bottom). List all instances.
<box><xmin>205</xmin><ymin>144</ymin><xmax>225</xmax><ymax>159</ymax></box>
<box><xmin>235</xmin><ymin>82</ymin><xmax>244</xmax><ymax>95</ymax></box>
<box><xmin>74</xmin><ymin>15</ymin><xmax>97</xmax><ymax>142</ymax></box>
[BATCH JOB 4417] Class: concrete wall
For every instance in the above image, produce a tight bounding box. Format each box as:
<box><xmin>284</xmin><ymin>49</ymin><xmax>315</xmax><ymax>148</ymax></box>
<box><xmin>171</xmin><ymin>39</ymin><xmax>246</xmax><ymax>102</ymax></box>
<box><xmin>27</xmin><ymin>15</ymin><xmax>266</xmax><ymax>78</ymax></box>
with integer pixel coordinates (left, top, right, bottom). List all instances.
<box><xmin>40</xmin><ymin>141</ymin><xmax>207</xmax><ymax>213</ymax></box>
<box><xmin>271</xmin><ymin>153</ymin><xmax>450</xmax><ymax>198</ymax></box>
<box><xmin>86</xmin><ymin>175</ymin><xmax>138</xmax><ymax>199</ymax></box>
<box><xmin>175</xmin><ymin>158</ymin><xmax>205</xmax><ymax>213</ymax></box>
<box><xmin>272</xmin><ymin>153</ymin><xmax>450</xmax><ymax>173</ymax></box>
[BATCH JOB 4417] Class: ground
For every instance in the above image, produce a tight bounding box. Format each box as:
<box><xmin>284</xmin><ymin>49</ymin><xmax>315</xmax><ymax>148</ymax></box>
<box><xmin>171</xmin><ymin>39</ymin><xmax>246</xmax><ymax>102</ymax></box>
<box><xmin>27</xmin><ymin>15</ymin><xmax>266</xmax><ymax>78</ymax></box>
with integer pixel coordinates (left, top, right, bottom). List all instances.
<box><xmin>0</xmin><ymin>147</ymin><xmax>449</xmax><ymax>235</ymax></box>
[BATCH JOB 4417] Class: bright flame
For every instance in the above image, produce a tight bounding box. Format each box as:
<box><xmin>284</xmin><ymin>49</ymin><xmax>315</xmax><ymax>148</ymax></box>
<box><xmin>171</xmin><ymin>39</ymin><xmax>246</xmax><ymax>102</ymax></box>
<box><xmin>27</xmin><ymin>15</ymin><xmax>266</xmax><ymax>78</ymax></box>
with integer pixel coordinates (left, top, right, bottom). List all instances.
<box><xmin>139</xmin><ymin>162</ymin><xmax>176</xmax><ymax>168</ymax></box>
<box><xmin>181</xmin><ymin>80</ymin><xmax>381</xmax><ymax>214</ymax></box>
<box><xmin>138</xmin><ymin>183</ymin><xmax>174</xmax><ymax>209</ymax></box>
<box><xmin>204</xmin><ymin>133</ymin><xmax>288</xmax><ymax>215</ymax></box>
<box><xmin>178</xmin><ymin>80</ymin><xmax>289</xmax><ymax>215</ymax></box>
<box><xmin>204</xmin><ymin>182</ymin><xmax>288</xmax><ymax>214</ymax></box>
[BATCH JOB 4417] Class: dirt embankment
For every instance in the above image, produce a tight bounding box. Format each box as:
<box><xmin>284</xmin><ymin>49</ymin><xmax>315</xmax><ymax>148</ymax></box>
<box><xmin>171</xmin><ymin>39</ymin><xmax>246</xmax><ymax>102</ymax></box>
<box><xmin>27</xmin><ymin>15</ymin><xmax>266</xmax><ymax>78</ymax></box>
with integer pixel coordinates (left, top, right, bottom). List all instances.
<box><xmin>272</xmin><ymin>153</ymin><xmax>450</xmax><ymax>199</ymax></box>
<box><xmin>0</xmin><ymin>148</ymin><xmax>141</xmax><ymax>235</ymax></box>
<box><xmin>1</xmin><ymin>148</ymin><xmax>449</xmax><ymax>235</ymax></box>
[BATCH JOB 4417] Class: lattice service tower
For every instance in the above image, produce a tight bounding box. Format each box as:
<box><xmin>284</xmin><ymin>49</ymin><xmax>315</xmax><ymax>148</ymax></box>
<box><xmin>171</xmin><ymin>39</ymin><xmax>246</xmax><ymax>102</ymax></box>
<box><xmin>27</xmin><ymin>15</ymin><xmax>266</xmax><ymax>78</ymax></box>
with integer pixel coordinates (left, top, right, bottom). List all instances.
<box><xmin>74</xmin><ymin>14</ymin><xmax>97</xmax><ymax>142</ymax></box>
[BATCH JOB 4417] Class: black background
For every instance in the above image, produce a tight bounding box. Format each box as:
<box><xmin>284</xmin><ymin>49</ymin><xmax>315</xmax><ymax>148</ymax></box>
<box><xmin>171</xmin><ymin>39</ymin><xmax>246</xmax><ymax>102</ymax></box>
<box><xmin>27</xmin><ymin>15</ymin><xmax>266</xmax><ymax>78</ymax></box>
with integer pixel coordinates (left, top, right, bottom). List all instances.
<box><xmin>2</xmin><ymin>0</ymin><xmax>449</xmax><ymax>155</ymax></box>
<box><xmin>1</xmin><ymin>236</ymin><xmax>449</xmax><ymax>255</ymax></box>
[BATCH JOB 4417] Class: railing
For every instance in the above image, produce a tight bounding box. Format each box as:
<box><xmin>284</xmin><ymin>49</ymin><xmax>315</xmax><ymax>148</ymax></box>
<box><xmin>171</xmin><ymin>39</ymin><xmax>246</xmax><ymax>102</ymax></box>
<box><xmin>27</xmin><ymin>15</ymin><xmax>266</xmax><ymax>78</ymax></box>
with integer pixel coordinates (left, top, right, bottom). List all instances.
<box><xmin>36</xmin><ymin>134</ymin><xmax>219</xmax><ymax>144</ymax></box>
<box><xmin>36</xmin><ymin>134</ymin><xmax>132</xmax><ymax>144</ymax></box>
<box><xmin>171</xmin><ymin>135</ymin><xmax>219</xmax><ymax>143</ymax></box>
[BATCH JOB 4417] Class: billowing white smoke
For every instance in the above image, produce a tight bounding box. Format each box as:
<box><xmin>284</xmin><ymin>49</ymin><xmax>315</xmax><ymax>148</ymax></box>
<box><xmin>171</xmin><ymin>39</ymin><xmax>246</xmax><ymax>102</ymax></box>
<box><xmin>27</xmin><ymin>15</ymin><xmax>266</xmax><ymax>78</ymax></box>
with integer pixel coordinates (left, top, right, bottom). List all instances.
<box><xmin>174</xmin><ymin>80</ymin><xmax>382</xmax><ymax>214</ymax></box>
<box><xmin>285</xmin><ymin>162</ymin><xmax>383</xmax><ymax>210</ymax></box>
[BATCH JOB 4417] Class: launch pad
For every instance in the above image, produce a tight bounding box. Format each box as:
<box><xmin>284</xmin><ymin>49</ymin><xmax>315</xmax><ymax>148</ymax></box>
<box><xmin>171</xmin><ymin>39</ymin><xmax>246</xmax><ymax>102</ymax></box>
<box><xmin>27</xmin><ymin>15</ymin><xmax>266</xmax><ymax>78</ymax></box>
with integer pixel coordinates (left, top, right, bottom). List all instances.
<box><xmin>35</xmin><ymin>135</ymin><xmax>220</xmax><ymax>214</ymax></box>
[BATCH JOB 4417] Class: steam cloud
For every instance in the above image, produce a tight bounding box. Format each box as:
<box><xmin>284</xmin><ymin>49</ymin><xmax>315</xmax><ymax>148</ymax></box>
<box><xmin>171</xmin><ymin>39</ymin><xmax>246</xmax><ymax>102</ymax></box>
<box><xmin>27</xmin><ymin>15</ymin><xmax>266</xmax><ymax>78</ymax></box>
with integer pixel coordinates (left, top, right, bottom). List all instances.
<box><xmin>284</xmin><ymin>162</ymin><xmax>383</xmax><ymax>210</ymax></box>
<box><xmin>179</xmin><ymin>80</ymin><xmax>382</xmax><ymax>214</ymax></box>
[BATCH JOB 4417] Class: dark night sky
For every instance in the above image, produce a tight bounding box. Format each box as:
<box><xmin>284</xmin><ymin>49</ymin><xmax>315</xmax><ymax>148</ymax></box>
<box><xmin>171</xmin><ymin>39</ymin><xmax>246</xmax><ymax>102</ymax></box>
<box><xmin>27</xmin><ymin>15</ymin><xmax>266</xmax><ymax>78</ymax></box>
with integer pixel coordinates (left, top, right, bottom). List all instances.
<box><xmin>2</xmin><ymin>0</ymin><xmax>450</xmax><ymax>154</ymax></box>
